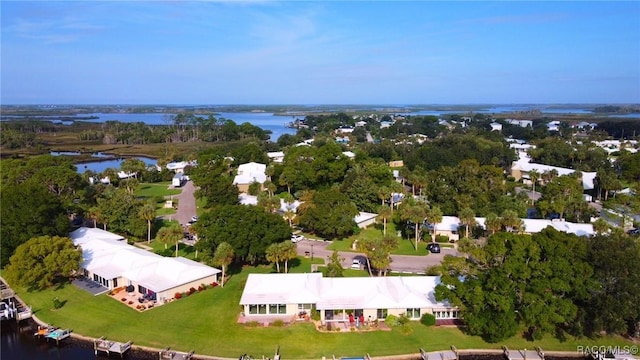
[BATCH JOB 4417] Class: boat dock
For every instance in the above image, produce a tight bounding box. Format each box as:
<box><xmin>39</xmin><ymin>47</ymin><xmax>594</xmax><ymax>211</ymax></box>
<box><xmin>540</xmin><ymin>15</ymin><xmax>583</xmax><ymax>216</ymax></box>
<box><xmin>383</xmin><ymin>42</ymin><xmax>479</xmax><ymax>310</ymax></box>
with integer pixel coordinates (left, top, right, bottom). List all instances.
<box><xmin>421</xmin><ymin>346</ymin><xmax>459</xmax><ymax>360</ymax></box>
<box><xmin>503</xmin><ymin>346</ymin><xmax>545</xmax><ymax>360</ymax></box>
<box><xmin>0</xmin><ymin>278</ymin><xmax>32</xmax><ymax>322</ymax></box>
<box><xmin>94</xmin><ymin>336</ymin><xmax>133</xmax><ymax>358</ymax></box>
<box><xmin>159</xmin><ymin>347</ymin><xmax>195</xmax><ymax>359</ymax></box>
<box><xmin>45</xmin><ymin>328</ymin><xmax>73</xmax><ymax>345</ymax></box>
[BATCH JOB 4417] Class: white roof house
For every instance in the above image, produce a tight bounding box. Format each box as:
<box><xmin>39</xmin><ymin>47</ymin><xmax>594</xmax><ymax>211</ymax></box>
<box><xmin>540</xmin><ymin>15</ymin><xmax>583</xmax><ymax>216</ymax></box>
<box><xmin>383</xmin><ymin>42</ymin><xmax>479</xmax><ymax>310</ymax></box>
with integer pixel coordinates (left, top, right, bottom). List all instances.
<box><xmin>238</xmin><ymin>193</ymin><xmax>302</xmax><ymax>213</ymax></box>
<box><xmin>70</xmin><ymin>227</ymin><xmax>220</xmax><ymax>302</ymax></box>
<box><xmin>511</xmin><ymin>158</ymin><xmax>596</xmax><ymax>190</ymax></box>
<box><xmin>267</xmin><ymin>151</ymin><xmax>285</xmax><ymax>163</ymax></box>
<box><xmin>354</xmin><ymin>212</ymin><xmax>378</xmax><ymax>229</ymax></box>
<box><xmin>239</xmin><ymin>273</ymin><xmax>457</xmax><ymax>323</ymax></box>
<box><xmin>233</xmin><ymin>162</ymin><xmax>267</xmax><ymax>186</ymax></box>
<box><xmin>423</xmin><ymin>215</ymin><xmax>594</xmax><ymax>238</ymax></box>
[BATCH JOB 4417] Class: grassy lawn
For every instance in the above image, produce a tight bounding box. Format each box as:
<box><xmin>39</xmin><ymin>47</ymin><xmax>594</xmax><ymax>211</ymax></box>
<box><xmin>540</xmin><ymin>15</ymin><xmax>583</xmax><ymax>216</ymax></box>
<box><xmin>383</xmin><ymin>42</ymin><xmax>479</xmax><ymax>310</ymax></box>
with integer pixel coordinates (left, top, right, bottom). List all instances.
<box><xmin>11</xmin><ymin>260</ymin><xmax>634</xmax><ymax>359</ymax></box>
<box><xmin>135</xmin><ymin>182</ymin><xmax>182</xmax><ymax>198</ymax></box>
<box><xmin>327</xmin><ymin>222</ymin><xmax>430</xmax><ymax>256</ymax></box>
<box><xmin>143</xmin><ymin>240</ymin><xmax>198</xmax><ymax>260</ymax></box>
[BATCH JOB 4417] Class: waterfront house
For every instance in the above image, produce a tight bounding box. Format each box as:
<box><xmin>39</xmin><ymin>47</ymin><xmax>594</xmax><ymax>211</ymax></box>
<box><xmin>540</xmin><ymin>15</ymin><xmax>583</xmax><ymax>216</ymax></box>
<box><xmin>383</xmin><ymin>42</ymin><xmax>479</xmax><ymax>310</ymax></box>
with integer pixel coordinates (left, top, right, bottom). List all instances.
<box><xmin>70</xmin><ymin>227</ymin><xmax>220</xmax><ymax>304</ymax></box>
<box><xmin>239</xmin><ymin>273</ymin><xmax>459</xmax><ymax>325</ymax></box>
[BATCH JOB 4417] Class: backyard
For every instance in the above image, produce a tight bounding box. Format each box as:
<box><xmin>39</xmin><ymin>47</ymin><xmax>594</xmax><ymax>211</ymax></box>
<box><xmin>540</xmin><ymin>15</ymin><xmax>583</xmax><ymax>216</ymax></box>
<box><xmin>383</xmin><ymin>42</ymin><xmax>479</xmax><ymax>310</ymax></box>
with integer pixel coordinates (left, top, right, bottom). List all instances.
<box><xmin>13</xmin><ymin>257</ymin><xmax>635</xmax><ymax>359</ymax></box>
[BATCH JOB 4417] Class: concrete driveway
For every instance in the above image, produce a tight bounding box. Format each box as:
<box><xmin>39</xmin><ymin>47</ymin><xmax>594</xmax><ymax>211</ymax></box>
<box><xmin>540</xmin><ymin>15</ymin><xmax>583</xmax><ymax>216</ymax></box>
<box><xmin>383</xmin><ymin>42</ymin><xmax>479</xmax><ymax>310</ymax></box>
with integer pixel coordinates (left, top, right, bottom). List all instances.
<box><xmin>295</xmin><ymin>239</ymin><xmax>459</xmax><ymax>274</ymax></box>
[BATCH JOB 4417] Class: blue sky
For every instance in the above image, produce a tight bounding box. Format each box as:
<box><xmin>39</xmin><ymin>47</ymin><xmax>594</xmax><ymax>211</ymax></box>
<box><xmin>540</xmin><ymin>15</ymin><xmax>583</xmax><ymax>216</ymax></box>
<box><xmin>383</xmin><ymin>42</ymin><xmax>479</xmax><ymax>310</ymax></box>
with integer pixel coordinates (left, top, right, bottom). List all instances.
<box><xmin>1</xmin><ymin>1</ymin><xmax>639</xmax><ymax>105</ymax></box>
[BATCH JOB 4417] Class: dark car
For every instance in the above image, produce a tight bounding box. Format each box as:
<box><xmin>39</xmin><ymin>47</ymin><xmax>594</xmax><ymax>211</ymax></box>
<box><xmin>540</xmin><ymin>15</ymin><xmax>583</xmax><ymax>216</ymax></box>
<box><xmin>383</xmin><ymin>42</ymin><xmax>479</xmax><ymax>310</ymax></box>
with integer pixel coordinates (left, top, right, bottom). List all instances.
<box><xmin>427</xmin><ymin>243</ymin><xmax>441</xmax><ymax>253</ymax></box>
<box><xmin>627</xmin><ymin>228</ymin><xmax>640</xmax><ymax>236</ymax></box>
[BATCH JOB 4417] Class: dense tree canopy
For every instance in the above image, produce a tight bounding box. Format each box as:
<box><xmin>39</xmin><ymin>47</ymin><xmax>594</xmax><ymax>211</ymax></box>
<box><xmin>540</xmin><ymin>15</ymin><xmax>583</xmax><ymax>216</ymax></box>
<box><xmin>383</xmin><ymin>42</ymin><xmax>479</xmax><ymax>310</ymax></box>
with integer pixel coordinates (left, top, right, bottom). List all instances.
<box><xmin>297</xmin><ymin>187</ymin><xmax>359</xmax><ymax>240</ymax></box>
<box><xmin>5</xmin><ymin>236</ymin><xmax>82</xmax><ymax>290</ymax></box>
<box><xmin>194</xmin><ymin>205</ymin><xmax>290</xmax><ymax>264</ymax></box>
<box><xmin>436</xmin><ymin>228</ymin><xmax>592</xmax><ymax>342</ymax></box>
<box><xmin>0</xmin><ymin>181</ymin><xmax>70</xmax><ymax>266</ymax></box>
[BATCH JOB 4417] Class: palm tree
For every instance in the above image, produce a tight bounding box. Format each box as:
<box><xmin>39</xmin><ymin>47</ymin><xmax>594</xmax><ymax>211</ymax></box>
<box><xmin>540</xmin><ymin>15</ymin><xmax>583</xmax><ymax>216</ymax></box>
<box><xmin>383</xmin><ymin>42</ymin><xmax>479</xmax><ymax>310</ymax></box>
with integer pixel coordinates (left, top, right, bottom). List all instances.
<box><xmin>458</xmin><ymin>207</ymin><xmax>476</xmax><ymax>239</ymax></box>
<box><xmin>592</xmin><ymin>218</ymin><xmax>610</xmax><ymax>235</ymax></box>
<box><xmin>485</xmin><ymin>212</ymin><xmax>502</xmax><ymax>235</ymax></box>
<box><xmin>377</xmin><ymin>204</ymin><xmax>392</xmax><ymax>236</ymax></box>
<box><xmin>212</xmin><ymin>242</ymin><xmax>234</xmax><ymax>287</ymax></box>
<box><xmin>138</xmin><ymin>201</ymin><xmax>156</xmax><ymax>243</ymax></box>
<box><xmin>87</xmin><ymin>206</ymin><xmax>100</xmax><ymax>228</ymax></box>
<box><xmin>377</xmin><ymin>186</ymin><xmax>390</xmax><ymax>206</ymax></box>
<box><xmin>283</xmin><ymin>209</ymin><xmax>296</xmax><ymax>227</ymax></box>
<box><xmin>265</xmin><ymin>243</ymin><xmax>283</xmax><ymax>273</ymax></box>
<box><xmin>356</xmin><ymin>238</ymin><xmax>375</xmax><ymax>277</ymax></box>
<box><xmin>280</xmin><ymin>241</ymin><xmax>297</xmax><ymax>273</ymax></box>
<box><xmin>529</xmin><ymin>169</ymin><xmax>540</xmax><ymax>205</ymax></box>
<box><xmin>426</xmin><ymin>206</ymin><xmax>443</xmax><ymax>243</ymax></box>
<box><xmin>156</xmin><ymin>222</ymin><xmax>183</xmax><ymax>256</ymax></box>
<box><xmin>501</xmin><ymin>209</ymin><xmax>523</xmax><ymax>233</ymax></box>
<box><xmin>400</xmin><ymin>203</ymin><xmax>427</xmax><ymax>251</ymax></box>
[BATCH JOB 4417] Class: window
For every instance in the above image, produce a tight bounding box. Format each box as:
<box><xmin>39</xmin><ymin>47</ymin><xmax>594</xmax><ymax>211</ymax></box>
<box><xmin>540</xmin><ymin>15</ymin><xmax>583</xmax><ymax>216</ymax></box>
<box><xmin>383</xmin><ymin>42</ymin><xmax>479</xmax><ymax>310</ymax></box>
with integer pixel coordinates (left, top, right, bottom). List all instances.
<box><xmin>269</xmin><ymin>304</ymin><xmax>286</xmax><ymax>314</ymax></box>
<box><xmin>377</xmin><ymin>309</ymin><xmax>387</xmax><ymax>319</ymax></box>
<box><xmin>406</xmin><ymin>308</ymin><xmax>421</xmax><ymax>319</ymax></box>
<box><xmin>258</xmin><ymin>304</ymin><xmax>267</xmax><ymax>314</ymax></box>
<box><xmin>249</xmin><ymin>305</ymin><xmax>258</xmax><ymax>314</ymax></box>
<box><xmin>434</xmin><ymin>310</ymin><xmax>459</xmax><ymax>319</ymax></box>
<box><xmin>297</xmin><ymin>304</ymin><xmax>312</xmax><ymax>311</ymax></box>
<box><xmin>112</xmin><ymin>278</ymin><xmax>118</xmax><ymax>288</ymax></box>
<box><xmin>138</xmin><ymin>285</ymin><xmax>148</xmax><ymax>295</ymax></box>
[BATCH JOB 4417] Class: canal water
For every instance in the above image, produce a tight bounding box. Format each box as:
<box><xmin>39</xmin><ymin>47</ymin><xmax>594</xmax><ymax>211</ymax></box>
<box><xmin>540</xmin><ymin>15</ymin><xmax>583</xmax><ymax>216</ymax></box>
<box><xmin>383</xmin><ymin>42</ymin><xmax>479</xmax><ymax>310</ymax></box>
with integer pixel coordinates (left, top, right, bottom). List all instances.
<box><xmin>1</xmin><ymin>319</ymin><xmax>157</xmax><ymax>360</ymax></box>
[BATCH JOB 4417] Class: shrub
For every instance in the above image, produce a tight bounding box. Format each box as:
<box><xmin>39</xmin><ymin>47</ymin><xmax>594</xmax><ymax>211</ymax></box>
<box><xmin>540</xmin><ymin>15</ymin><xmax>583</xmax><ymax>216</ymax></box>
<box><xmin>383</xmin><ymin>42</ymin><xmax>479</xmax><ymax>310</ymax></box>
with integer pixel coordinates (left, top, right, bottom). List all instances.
<box><xmin>270</xmin><ymin>320</ymin><xmax>284</xmax><ymax>327</ymax></box>
<box><xmin>121</xmin><ymin>298</ymin><xmax>127</xmax><ymax>302</ymax></box>
<box><xmin>210</xmin><ymin>282</ymin><xmax>219</xmax><ymax>287</ymax></box>
<box><xmin>385</xmin><ymin>314</ymin><xmax>399</xmax><ymax>327</ymax></box>
<box><xmin>420</xmin><ymin>313</ymin><xmax>436</xmax><ymax>327</ymax></box>
<box><xmin>401</xmin><ymin>324</ymin><xmax>414</xmax><ymax>335</ymax></box>
<box><xmin>397</xmin><ymin>313</ymin><xmax>410</xmax><ymax>325</ymax></box>
<box><xmin>52</xmin><ymin>297</ymin><xmax>63</xmax><ymax>309</ymax></box>
<box><xmin>198</xmin><ymin>285</ymin><xmax>205</xmax><ymax>292</ymax></box>
<box><xmin>188</xmin><ymin>287</ymin><xmax>197</xmax><ymax>295</ymax></box>
<box><xmin>436</xmin><ymin>235</ymin><xmax>450</xmax><ymax>243</ymax></box>
<box><xmin>128</xmin><ymin>301</ymin><xmax>134</xmax><ymax>305</ymax></box>
<box><xmin>174</xmin><ymin>292</ymin><xmax>182</xmax><ymax>299</ymax></box>
<box><xmin>311</xmin><ymin>305</ymin><xmax>321</xmax><ymax>321</ymax></box>
<box><xmin>245</xmin><ymin>321</ymin><xmax>260</xmax><ymax>328</ymax></box>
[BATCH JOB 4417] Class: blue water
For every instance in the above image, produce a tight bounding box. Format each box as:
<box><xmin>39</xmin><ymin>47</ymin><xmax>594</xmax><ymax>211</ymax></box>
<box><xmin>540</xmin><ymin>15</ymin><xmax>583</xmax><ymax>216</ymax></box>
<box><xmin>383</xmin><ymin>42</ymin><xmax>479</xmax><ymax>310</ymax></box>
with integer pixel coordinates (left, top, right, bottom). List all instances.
<box><xmin>76</xmin><ymin>156</ymin><xmax>157</xmax><ymax>174</ymax></box>
<box><xmin>607</xmin><ymin>113</ymin><xmax>640</xmax><ymax>118</ymax></box>
<box><xmin>81</xmin><ymin>112</ymin><xmax>299</xmax><ymax>141</ymax></box>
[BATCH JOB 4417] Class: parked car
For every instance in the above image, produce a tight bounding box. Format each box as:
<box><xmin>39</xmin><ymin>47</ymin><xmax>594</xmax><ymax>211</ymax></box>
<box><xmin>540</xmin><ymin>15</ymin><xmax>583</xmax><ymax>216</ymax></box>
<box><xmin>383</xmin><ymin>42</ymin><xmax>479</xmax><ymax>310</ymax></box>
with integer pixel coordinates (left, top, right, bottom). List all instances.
<box><xmin>351</xmin><ymin>259</ymin><xmax>362</xmax><ymax>269</ymax></box>
<box><xmin>189</xmin><ymin>215</ymin><xmax>198</xmax><ymax>223</ymax></box>
<box><xmin>627</xmin><ymin>228</ymin><xmax>640</xmax><ymax>236</ymax></box>
<box><xmin>291</xmin><ymin>234</ymin><xmax>304</xmax><ymax>243</ymax></box>
<box><xmin>427</xmin><ymin>243</ymin><xmax>441</xmax><ymax>253</ymax></box>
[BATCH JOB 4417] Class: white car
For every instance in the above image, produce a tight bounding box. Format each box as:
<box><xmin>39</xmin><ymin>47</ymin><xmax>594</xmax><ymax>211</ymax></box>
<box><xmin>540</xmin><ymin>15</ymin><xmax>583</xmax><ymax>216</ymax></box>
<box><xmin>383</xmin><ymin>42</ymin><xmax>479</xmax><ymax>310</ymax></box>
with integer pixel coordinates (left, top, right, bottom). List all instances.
<box><xmin>291</xmin><ymin>234</ymin><xmax>304</xmax><ymax>243</ymax></box>
<box><xmin>189</xmin><ymin>216</ymin><xmax>198</xmax><ymax>223</ymax></box>
<box><xmin>351</xmin><ymin>259</ymin><xmax>362</xmax><ymax>269</ymax></box>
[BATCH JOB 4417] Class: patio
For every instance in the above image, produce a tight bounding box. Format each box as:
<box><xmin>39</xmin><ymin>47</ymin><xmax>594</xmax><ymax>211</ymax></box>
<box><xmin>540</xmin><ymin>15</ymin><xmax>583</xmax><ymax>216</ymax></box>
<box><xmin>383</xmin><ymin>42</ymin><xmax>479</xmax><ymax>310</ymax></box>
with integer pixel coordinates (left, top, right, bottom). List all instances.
<box><xmin>108</xmin><ymin>287</ymin><xmax>159</xmax><ymax>312</ymax></box>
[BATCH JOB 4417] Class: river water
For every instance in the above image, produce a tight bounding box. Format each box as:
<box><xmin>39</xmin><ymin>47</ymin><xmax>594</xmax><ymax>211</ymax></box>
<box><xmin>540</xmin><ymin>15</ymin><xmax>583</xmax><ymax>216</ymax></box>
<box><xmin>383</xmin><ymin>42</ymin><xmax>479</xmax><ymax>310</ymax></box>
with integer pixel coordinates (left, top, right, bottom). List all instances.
<box><xmin>1</xmin><ymin>320</ymin><xmax>157</xmax><ymax>360</ymax></box>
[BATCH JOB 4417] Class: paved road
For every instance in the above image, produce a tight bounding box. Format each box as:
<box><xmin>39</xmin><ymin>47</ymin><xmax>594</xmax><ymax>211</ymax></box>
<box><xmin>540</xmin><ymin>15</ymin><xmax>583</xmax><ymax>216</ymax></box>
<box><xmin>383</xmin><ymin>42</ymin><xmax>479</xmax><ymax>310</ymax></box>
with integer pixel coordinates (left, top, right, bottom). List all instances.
<box><xmin>295</xmin><ymin>239</ymin><xmax>459</xmax><ymax>274</ymax></box>
<box><xmin>174</xmin><ymin>180</ymin><xmax>197</xmax><ymax>226</ymax></box>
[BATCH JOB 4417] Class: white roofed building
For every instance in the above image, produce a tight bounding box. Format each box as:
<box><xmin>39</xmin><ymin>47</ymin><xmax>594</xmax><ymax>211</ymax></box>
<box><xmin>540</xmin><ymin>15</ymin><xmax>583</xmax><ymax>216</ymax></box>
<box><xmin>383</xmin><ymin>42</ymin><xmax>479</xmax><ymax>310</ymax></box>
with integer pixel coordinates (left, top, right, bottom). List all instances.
<box><xmin>70</xmin><ymin>227</ymin><xmax>220</xmax><ymax>304</ymax></box>
<box><xmin>239</xmin><ymin>273</ymin><xmax>459</xmax><ymax>325</ymax></box>
<box><xmin>233</xmin><ymin>162</ymin><xmax>267</xmax><ymax>193</ymax></box>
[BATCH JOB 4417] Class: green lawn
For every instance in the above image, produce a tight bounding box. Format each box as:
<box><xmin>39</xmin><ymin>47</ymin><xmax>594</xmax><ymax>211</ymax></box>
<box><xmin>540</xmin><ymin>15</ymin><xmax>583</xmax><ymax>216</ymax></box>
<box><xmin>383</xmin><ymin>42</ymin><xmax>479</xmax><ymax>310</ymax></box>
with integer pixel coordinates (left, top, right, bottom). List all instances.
<box><xmin>326</xmin><ymin>222</ymin><xmax>430</xmax><ymax>256</ymax></box>
<box><xmin>12</xmin><ymin>262</ymin><xmax>634</xmax><ymax>359</ymax></box>
<box><xmin>135</xmin><ymin>182</ymin><xmax>182</xmax><ymax>198</ymax></box>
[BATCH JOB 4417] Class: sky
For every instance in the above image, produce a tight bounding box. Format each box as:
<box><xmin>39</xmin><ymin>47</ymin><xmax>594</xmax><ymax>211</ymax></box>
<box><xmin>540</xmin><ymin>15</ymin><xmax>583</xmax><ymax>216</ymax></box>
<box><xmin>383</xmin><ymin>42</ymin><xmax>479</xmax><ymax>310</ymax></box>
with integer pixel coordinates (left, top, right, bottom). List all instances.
<box><xmin>1</xmin><ymin>1</ymin><xmax>639</xmax><ymax>105</ymax></box>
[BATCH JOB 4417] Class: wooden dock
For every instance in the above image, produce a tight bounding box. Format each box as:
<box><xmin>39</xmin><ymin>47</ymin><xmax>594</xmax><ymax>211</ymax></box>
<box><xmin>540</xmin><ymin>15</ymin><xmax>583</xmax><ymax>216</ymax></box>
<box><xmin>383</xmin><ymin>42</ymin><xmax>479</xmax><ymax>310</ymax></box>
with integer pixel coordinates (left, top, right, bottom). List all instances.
<box><xmin>0</xmin><ymin>278</ymin><xmax>32</xmax><ymax>322</ymax></box>
<box><xmin>94</xmin><ymin>336</ymin><xmax>133</xmax><ymax>358</ymax></box>
<box><xmin>421</xmin><ymin>346</ymin><xmax>459</xmax><ymax>360</ymax></box>
<box><xmin>503</xmin><ymin>346</ymin><xmax>545</xmax><ymax>360</ymax></box>
<box><xmin>45</xmin><ymin>328</ymin><xmax>73</xmax><ymax>345</ymax></box>
<box><xmin>159</xmin><ymin>347</ymin><xmax>195</xmax><ymax>359</ymax></box>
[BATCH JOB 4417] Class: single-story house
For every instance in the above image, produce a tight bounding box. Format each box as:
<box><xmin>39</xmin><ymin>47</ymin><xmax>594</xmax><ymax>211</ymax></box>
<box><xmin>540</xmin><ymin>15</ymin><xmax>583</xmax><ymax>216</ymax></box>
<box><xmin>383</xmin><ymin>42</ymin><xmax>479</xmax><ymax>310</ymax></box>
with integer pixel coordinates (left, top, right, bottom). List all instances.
<box><xmin>510</xmin><ymin>158</ymin><xmax>596</xmax><ymax>191</ymax></box>
<box><xmin>238</xmin><ymin>193</ymin><xmax>302</xmax><ymax>214</ymax></box>
<box><xmin>426</xmin><ymin>216</ymin><xmax>594</xmax><ymax>239</ymax></box>
<box><xmin>70</xmin><ymin>227</ymin><xmax>220</xmax><ymax>304</ymax></box>
<box><xmin>233</xmin><ymin>162</ymin><xmax>267</xmax><ymax>193</ymax></box>
<box><xmin>267</xmin><ymin>151</ymin><xmax>285</xmax><ymax>163</ymax></box>
<box><xmin>239</xmin><ymin>273</ymin><xmax>459</xmax><ymax>324</ymax></box>
<box><xmin>354</xmin><ymin>212</ymin><xmax>378</xmax><ymax>229</ymax></box>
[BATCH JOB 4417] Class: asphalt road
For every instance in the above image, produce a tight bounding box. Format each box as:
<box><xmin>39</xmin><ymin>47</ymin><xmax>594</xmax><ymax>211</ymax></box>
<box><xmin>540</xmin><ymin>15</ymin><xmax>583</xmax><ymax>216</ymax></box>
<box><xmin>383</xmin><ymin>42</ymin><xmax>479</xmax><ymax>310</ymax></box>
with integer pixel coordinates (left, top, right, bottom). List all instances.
<box><xmin>174</xmin><ymin>180</ymin><xmax>197</xmax><ymax>226</ymax></box>
<box><xmin>295</xmin><ymin>239</ymin><xmax>459</xmax><ymax>274</ymax></box>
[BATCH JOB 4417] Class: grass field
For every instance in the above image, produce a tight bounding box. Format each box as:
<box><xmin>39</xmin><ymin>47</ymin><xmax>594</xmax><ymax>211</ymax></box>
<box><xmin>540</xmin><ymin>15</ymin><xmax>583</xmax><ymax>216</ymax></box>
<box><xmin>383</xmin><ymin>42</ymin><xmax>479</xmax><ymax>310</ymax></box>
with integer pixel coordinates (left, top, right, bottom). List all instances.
<box><xmin>326</xmin><ymin>222</ymin><xmax>430</xmax><ymax>256</ymax></box>
<box><xmin>135</xmin><ymin>182</ymin><xmax>182</xmax><ymax>198</ymax></box>
<box><xmin>12</xmin><ymin>259</ymin><xmax>634</xmax><ymax>359</ymax></box>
